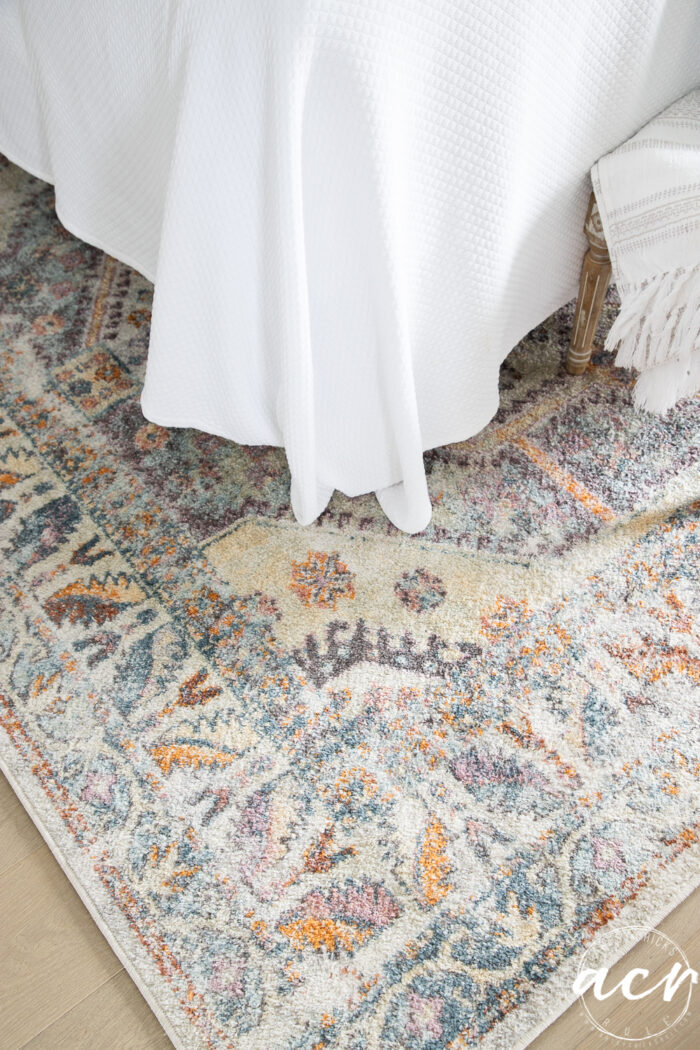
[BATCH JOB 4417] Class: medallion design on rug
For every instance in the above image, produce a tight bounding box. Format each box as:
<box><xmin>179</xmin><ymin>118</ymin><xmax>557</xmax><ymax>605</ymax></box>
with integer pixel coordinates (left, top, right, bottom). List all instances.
<box><xmin>0</xmin><ymin>157</ymin><xmax>698</xmax><ymax>1050</ymax></box>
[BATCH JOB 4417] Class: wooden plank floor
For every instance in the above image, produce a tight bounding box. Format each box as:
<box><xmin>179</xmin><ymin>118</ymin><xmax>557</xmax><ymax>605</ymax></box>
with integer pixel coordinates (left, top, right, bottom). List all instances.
<box><xmin>1</xmin><ymin>770</ymin><xmax>698</xmax><ymax>1049</ymax></box>
<box><xmin>0</xmin><ymin>772</ymin><xmax>171</xmax><ymax>1050</ymax></box>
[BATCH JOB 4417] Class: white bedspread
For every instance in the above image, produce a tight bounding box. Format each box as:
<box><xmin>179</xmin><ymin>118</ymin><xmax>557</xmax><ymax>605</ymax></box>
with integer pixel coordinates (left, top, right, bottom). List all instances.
<box><xmin>2</xmin><ymin>2</ymin><xmax>699</xmax><ymax>531</ymax></box>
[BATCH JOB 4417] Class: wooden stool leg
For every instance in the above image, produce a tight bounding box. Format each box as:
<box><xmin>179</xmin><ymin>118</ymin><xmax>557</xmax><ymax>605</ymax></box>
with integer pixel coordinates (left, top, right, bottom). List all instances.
<box><xmin>567</xmin><ymin>193</ymin><xmax>612</xmax><ymax>375</ymax></box>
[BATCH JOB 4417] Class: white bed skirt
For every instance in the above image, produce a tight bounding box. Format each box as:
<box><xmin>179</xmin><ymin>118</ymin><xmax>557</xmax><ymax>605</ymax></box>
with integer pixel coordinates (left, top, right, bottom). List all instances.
<box><xmin>2</xmin><ymin>0</ymin><xmax>699</xmax><ymax>531</ymax></box>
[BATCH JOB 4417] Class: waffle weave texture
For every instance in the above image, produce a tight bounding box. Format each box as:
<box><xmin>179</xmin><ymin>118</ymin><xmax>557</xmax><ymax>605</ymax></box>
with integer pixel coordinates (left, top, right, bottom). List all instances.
<box><xmin>1</xmin><ymin>0</ymin><xmax>699</xmax><ymax>529</ymax></box>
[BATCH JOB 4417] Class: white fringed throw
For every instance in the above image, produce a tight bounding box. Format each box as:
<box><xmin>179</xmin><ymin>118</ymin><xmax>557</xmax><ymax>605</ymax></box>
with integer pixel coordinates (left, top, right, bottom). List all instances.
<box><xmin>591</xmin><ymin>89</ymin><xmax>700</xmax><ymax>415</ymax></box>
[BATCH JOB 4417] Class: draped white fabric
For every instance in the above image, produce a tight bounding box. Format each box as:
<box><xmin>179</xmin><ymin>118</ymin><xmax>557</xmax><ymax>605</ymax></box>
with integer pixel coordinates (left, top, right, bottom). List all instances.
<box><xmin>1</xmin><ymin>1</ymin><xmax>699</xmax><ymax>531</ymax></box>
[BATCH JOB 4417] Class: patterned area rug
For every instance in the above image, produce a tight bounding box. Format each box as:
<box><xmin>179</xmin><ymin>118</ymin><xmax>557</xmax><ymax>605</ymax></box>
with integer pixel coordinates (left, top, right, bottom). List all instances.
<box><xmin>1</xmin><ymin>155</ymin><xmax>698</xmax><ymax>1050</ymax></box>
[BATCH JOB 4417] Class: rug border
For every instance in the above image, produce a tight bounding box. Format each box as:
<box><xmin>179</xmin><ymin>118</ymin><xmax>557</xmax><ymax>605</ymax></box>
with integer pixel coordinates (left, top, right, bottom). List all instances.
<box><xmin>3</xmin><ymin>738</ymin><xmax>698</xmax><ymax>1050</ymax></box>
<box><xmin>0</xmin><ymin>745</ymin><xmax>189</xmax><ymax>1050</ymax></box>
<box><xmin>478</xmin><ymin>840</ymin><xmax>700</xmax><ymax>1050</ymax></box>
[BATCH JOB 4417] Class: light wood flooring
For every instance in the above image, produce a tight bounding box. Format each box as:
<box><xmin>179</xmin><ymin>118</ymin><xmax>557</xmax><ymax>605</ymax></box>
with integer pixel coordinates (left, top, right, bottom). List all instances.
<box><xmin>1</xmin><ymin>771</ymin><xmax>698</xmax><ymax>1049</ymax></box>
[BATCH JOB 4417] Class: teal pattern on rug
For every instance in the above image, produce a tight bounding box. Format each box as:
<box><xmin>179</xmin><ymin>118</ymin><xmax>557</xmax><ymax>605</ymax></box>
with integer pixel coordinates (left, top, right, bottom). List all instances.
<box><xmin>0</xmin><ymin>155</ymin><xmax>698</xmax><ymax>1050</ymax></box>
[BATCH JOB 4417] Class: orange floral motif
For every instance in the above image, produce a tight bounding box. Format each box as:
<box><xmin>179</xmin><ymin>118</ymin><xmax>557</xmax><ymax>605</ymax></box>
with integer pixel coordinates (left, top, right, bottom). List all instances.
<box><xmin>162</xmin><ymin>866</ymin><xmax>202</xmax><ymax>894</ymax></box>
<box><xmin>44</xmin><ymin>575</ymin><xmax>143</xmax><ymax>627</ymax></box>
<box><xmin>335</xmin><ymin>767</ymin><xmax>378</xmax><ymax>805</ymax></box>
<box><xmin>279</xmin><ymin>917</ymin><xmax>373</xmax><ymax>953</ymax></box>
<box><xmin>606</xmin><ymin>636</ymin><xmax>700</xmax><ymax>684</ymax></box>
<box><xmin>289</xmin><ymin>551</ymin><xmax>355</xmax><ymax>610</ymax></box>
<box><xmin>418</xmin><ymin>819</ymin><xmax>452</xmax><ymax>906</ymax></box>
<box><xmin>278</xmin><ymin>882</ymin><xmax>399</xmax><ymax>953</ymax></box>
<box><xmin>134</xmin><ymin>422</ymin><xmax>169</xmax><ymax>452</ymax></box>
<box><xmin>150</xmin><ymin>744</ymin><xmax>236</xmax><ymax>775</ymax></box>
<box><xmin>480</xmin><ymin>596</ymin><xmax>532</xmax><ymax>642</ymax></box>
<box><xmin>127</xmin><ymin>307</ymin><xmax>151</xmax><ymax>328</ymax></box>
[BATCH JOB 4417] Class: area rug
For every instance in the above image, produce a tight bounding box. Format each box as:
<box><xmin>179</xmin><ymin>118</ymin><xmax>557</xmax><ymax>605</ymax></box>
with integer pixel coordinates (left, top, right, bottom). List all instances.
<box><xmin>0</xmin><ymin>155</ymin><xmax>698</xmax><ymax>1050</ymax></box>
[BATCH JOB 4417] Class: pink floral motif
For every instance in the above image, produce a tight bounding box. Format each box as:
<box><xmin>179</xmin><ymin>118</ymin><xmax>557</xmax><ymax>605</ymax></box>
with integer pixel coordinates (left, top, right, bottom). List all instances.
<box><xmin>592</xmin><ymin>836</ymin><xmax>626</xmax><ymax>873</ymax></box>
<box><xmin>57</xmin><ymin>249</ymin><xmax>86</xmax><ymax>271</ymax></box>
<box><xmin>49</xmin><ymin>281</ymin><xmax>74</xmax><ymax>298</ymax></box>
<box><xmin>81</xmin><ymin>771</ymin><xmax>117</xmax><ymax>805</ymax></box>
<box><xmin>209</xmin><ymin>957</ymin><xmax>245</xmax><ymax>997</ymax></box>
<box><xmin>298</xmin><ymin>882</ymin><xmax>400</xmax><ymax>926</ymax></box>
<box><xmin>406</xmin><ymin>991</ymin><xmax>444</xmax><ymax>1040</ymax></box>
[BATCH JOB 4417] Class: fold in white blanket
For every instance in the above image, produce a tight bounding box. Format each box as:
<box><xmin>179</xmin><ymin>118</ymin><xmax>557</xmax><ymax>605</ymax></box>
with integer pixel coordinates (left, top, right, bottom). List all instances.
<box><xmin>1</xmin><ymin>2</ymin><xmax>699</xmax><ymax>529</ymax></box>
<box><xmin>592</xmin><ymin>90</ymin><xmax>700</xmax><ymax>415</ymax></box>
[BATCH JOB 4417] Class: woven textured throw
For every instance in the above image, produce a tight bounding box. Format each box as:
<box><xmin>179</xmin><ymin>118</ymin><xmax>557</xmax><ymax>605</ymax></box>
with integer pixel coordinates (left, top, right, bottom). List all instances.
<box><xmin>592</xmin><ymin>89</ymin><xmax>700</xmax><ymax>414</ymax></box>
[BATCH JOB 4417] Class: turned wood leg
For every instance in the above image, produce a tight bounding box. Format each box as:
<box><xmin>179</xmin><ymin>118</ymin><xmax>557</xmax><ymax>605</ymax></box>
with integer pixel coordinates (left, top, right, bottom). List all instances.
<box><xmin>567</xmin><ymin>192</ymin><xmax>612</xmax><ymax>375</ymax></box>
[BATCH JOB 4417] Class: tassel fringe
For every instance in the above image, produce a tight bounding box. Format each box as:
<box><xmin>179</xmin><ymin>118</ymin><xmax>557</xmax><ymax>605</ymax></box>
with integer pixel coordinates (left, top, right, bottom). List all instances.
<box><xmin>605</xmin><ymin>263</ymin><xmax>700</xmax><ymax>414</ymax></box>
<box><xmin>632</xmin><ymin>349</ymin><xmax>700</xmax><ymax>416</ymax></box>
